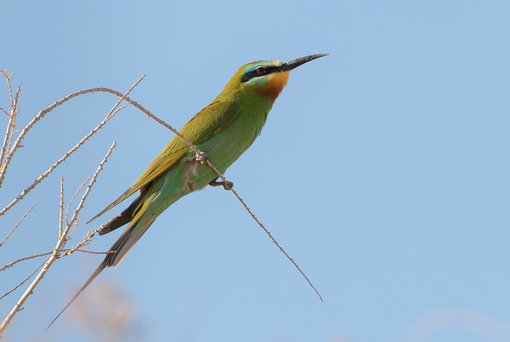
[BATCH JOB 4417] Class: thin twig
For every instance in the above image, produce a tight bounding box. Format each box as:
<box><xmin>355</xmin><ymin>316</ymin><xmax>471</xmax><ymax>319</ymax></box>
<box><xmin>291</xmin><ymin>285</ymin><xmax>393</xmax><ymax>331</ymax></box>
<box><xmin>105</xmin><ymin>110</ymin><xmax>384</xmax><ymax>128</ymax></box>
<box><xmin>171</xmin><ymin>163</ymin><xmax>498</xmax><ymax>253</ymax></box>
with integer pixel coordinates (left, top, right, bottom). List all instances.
<box><xmin>67</xmin><ymin>142</ymin><xmax>116</xmax><ymax>229</ymax></box>
<box><xmin>0</xmin><ymin>248</ymin><xmax>112</xmax><ymax>273</ymax></box>
<box><xmin>67</xmin><ymin>176</ymin><xmax>93</xmax><ymax>240</ymax></box>
<box><xmin>8</xmin><ymin>83</ymin><xmax>21</xmax><ymax>154</ymax></box>
<box><xmin>0</xmin><ymin>78</ymin><xmax>143</xmax><ymax>217</ymax></box>
<box><xmin>58</xmin><ymin>178</ymin><xmax>64</xmax><ymax>238</ymax></box>
<box><xmin>65</xmin><ymin>176</ymin><xmax>91</xmax><ymax>225</ymax></box>
<box><xmin>0</xmin><ymin>70</ymin><xmax>18</xmax><ymax>174</ymax></box>
<box><xmin>230</xmin><ymin>188</ymin><xmax>323</xmax><ymax>301</ymax></box>
<box><xmin>0</xmin><ymin>204</ymin><xmax>36</xmax><ymax>248</ymax></box>
<box><xmin>74</xmin><ymin>249</ymin><xmax>115</xmax><ymax>255</ymax></box>
<box><xmin>59</xmin><ymin>225</ymin><xmax>104</xmax><ymax>258</ymax></box>
<box><xmin>0</xmin><ymin>252</ymin><xmax>52</xmax><ymax>272</ymax></box>
<box><xmin>0</xmin><ymin>261</ymin><xmax>45</xmax><ymax>301</ymax></box>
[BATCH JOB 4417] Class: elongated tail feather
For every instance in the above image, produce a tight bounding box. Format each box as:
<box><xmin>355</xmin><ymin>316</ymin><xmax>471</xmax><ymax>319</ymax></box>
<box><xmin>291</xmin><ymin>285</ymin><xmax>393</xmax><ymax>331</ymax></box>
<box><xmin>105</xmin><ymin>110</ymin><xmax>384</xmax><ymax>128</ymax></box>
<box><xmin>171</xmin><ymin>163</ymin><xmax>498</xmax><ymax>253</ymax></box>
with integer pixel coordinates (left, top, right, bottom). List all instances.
<box><xmin>47</xmin><ymin>261</ymin><xmax>106</xmax><ymax>330</ymax></box>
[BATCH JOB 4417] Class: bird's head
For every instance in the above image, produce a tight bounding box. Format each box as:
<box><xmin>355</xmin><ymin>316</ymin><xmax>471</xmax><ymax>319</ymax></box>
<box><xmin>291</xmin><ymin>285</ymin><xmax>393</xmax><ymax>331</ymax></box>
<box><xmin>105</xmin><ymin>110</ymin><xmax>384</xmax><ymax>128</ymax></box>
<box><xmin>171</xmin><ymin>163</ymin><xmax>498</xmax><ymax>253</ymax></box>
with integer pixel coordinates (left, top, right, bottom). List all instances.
<box><xmin>223</xmin><ymin>53</ymin><xmax>328</xmax><ymax>102</ymax></box>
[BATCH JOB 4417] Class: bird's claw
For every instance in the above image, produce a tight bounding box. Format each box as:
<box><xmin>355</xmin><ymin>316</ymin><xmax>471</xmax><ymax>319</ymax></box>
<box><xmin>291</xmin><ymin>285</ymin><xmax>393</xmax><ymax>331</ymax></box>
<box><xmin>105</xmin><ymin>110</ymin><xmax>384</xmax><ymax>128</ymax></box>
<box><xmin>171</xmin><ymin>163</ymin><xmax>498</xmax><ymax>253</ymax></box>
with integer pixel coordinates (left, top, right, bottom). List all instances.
<box><xmin>195</xmin><ymin>151</ymin><xmax>208</xmax><ymax>164</ymax></box>
<box><xmin>222</xmin><ymin>180</ymin><xmax>234</xmax><ymax>190</ymax></box>
<box><xmin>209</xmin><ymin>179</ymin><xmax>234</xmax><ymax>190</ymax></box>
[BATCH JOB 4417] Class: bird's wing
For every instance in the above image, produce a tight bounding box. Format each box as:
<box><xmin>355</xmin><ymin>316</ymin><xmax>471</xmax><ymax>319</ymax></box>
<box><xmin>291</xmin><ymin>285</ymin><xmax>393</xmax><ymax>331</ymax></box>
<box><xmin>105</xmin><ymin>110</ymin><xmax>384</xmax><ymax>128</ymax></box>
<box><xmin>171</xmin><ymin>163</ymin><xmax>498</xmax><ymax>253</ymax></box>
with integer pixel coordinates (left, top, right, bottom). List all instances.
<box><xmin>88</xmin><ymin>99</ymin><xmax>240</xmax><ymax>222</ymax></box>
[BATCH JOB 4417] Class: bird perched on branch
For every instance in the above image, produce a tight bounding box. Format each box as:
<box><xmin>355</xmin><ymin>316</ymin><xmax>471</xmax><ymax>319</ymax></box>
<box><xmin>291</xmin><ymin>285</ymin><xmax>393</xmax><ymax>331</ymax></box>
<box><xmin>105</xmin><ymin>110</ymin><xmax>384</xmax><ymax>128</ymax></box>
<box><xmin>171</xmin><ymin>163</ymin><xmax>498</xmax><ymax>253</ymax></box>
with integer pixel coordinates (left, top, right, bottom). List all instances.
<box><xmin>49</xmin><ymin>53</ymin><xmax>327</xmax><ymax>327</ymax></box>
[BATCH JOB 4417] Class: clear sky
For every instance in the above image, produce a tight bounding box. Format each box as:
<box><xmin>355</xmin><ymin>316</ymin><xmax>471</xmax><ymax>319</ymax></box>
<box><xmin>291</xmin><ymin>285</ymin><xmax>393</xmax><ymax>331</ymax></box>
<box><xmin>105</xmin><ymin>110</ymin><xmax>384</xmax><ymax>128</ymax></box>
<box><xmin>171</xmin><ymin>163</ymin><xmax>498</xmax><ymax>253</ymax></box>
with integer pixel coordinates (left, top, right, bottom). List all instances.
<box><xmin>1</xmin><ymin>1</ymin><xmax>510</xmax><ymax>341</ymax></box>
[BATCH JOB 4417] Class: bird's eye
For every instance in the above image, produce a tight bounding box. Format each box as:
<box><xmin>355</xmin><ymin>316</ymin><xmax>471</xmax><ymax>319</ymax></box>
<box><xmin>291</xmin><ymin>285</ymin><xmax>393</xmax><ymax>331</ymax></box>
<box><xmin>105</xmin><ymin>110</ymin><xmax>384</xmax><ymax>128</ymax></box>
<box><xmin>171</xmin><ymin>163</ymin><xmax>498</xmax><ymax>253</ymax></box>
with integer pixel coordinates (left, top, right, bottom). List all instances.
<box><xmin>256</xmin><ymin>67</ymin><xmax>267</xmax><ymax>76</ymax></box>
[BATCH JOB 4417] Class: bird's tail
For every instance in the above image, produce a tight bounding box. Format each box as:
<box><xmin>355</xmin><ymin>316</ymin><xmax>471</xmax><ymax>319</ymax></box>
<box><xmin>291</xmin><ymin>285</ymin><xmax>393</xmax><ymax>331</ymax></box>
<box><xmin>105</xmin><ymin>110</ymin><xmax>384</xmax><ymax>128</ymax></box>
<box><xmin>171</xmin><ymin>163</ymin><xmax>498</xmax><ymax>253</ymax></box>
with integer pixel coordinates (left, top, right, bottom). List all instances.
<box><xmin>47</xmin><ymin>193</ymin><xmax>158</xmax><ymax>329</ymax></box>
<box><xmin>46</xmin><ymin>261</ymin><xmax>106</xmax><ymax>330</ymax></box>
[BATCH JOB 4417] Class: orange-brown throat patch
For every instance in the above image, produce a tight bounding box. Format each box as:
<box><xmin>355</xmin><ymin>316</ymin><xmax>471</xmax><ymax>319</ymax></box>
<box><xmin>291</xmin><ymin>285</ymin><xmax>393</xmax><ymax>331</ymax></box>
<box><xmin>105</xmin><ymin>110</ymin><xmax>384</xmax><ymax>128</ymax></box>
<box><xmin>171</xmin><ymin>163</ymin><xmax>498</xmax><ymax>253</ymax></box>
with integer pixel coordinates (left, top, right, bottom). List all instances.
<box><xmin>254</xmin><ymin>71</ymin><xmax>289</xmax><ymax>101</ymax></box>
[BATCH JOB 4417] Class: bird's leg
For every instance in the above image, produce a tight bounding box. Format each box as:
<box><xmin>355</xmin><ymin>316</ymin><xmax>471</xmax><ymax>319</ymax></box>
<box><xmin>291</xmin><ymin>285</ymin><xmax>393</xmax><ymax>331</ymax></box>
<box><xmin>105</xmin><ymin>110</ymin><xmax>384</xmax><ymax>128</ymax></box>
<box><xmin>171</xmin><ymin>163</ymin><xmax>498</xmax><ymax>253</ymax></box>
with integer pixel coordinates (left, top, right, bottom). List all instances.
<box><xmin>209</xmin><ymin>177</ymin><xmax>234</xmax><ymax>190</ymax></box>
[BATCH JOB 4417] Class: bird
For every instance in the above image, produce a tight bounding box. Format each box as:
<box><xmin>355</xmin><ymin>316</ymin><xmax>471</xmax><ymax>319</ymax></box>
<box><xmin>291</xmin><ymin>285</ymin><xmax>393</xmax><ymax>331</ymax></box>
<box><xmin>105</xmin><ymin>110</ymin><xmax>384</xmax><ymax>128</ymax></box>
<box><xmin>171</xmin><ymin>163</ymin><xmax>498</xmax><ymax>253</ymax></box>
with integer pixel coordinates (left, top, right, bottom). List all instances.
<box><xmin>48</xmin><ymin>53</ymin><xmax>327</xmax><ymax>328</ymax></box>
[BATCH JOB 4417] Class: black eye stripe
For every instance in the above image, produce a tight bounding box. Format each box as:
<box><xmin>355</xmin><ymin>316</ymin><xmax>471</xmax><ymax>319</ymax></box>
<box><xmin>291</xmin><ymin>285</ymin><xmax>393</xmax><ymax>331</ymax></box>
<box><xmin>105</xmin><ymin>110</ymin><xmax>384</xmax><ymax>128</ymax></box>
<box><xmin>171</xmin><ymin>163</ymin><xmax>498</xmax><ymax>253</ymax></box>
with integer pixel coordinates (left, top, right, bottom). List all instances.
<box><xmin>241</xmin><ymin>65</ymin><xmax>281</xmax><ymax>83</ymax></box>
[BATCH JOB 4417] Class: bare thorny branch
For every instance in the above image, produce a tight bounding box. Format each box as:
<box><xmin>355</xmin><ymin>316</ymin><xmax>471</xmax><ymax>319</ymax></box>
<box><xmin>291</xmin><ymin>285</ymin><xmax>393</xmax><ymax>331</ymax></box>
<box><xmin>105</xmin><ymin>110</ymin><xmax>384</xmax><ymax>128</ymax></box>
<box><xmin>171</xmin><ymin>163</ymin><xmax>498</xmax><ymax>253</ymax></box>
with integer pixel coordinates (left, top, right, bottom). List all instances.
<box><xmin>0</xmin><ymin>72</ymin><xmax>322</xmax><ymax>335</ymax></box>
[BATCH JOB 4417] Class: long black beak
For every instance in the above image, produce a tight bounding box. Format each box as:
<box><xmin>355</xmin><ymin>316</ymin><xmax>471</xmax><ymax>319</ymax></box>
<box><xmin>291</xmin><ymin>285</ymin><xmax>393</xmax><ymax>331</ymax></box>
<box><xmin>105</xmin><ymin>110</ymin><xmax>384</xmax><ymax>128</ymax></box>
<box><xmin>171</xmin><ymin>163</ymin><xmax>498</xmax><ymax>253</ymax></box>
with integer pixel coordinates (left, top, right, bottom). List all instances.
<box><xmin>280</xmin><ymin>53</ymin><xmax>328</xmax><ymax>72</ymax></box>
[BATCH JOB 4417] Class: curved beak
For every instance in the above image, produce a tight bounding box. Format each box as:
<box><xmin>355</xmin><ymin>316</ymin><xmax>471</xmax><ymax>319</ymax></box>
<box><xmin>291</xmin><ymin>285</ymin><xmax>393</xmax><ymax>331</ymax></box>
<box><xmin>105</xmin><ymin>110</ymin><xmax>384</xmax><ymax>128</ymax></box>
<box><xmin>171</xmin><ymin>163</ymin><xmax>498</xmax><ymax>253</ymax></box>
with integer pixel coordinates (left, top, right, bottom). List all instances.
<box><xmin>280</xmin><ymin>53</ymin><xmax>328</xmax><ymax>72</ymax></box>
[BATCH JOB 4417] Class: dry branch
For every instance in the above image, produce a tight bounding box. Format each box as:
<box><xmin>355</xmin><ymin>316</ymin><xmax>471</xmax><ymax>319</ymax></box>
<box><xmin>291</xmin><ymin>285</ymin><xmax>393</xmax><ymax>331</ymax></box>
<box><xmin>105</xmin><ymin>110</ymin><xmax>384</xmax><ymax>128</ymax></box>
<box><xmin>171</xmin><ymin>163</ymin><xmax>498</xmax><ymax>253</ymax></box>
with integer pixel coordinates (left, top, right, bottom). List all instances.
<box><xmin>0</xmin><ymin>71</ymin><xmax>19</xmax><ymax>174</ymax></box>
<box><xmin>0</xmin><ymin>204</ymin><xmax>36</xmax><ymax>248</ymax></box>
<box><xmin>0</xmin><ymin>261</ymin><xmax>45</xmax><ymax>301</ymax></box>
<box><xmin>0</xmin><ymin>249</ymin><xmax>112</xmax><ymax>273</ymax></box>
<box><xmin>0</xmin><ymin>142</ymin><xmax>116</xmax><ymax>335</ymax></box>
<box><xmin>229</xmin><ymin>188</ymin><xmax>323</xmax><ymax>301</ymax></box>
<box><xmin>0</xmin><ymin>252</ymin><xmax>52</xmax><ymax>272</ymax></box>
<box><xmin>0</xmin><ymin>70</ymin><xmax>21</xmax><ymax>187</ymax></box>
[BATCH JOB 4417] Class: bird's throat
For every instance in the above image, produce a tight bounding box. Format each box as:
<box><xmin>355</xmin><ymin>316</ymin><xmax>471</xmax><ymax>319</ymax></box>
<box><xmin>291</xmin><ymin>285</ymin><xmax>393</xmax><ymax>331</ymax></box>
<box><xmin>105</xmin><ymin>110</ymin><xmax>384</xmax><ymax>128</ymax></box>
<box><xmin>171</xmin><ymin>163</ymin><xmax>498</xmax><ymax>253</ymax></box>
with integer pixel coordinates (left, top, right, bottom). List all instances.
<box><xmin>254</xmin><ymin>71</ymin><xmax>289</xmax><ymax>101</ymax></box>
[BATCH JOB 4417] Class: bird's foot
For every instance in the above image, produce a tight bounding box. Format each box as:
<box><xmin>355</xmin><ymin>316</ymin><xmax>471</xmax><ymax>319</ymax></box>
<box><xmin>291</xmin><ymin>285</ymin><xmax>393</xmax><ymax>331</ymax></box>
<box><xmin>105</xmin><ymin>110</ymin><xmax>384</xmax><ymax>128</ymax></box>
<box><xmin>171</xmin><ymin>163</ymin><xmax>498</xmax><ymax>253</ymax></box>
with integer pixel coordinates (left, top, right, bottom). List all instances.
<box><xmin>209</xmin><ymin>178</ymin><xmax>234</xmax><ymax>190</ymax></box>
<box><xmin>194</xmin><ymin>151</ymin><xmax>208</xmax><ymax>164</ymax></box>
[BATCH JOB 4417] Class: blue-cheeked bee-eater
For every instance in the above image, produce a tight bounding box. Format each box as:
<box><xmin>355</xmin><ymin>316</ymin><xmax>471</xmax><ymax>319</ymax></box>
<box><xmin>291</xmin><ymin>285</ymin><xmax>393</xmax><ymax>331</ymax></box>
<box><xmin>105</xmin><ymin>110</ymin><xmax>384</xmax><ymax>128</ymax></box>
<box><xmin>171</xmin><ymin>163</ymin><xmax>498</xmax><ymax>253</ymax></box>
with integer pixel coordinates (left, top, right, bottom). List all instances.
<box><xmin>49</xmin><ymin>53</ymin><xmax>327</xmax><ymax>327</ymax></box>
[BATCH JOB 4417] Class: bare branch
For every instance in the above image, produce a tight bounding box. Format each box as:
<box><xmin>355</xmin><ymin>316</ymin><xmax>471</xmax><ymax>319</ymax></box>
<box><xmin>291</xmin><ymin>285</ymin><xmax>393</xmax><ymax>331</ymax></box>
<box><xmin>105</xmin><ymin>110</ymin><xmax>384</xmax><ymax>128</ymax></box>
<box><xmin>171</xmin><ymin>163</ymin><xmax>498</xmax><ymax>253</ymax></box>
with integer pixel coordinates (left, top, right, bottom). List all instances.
<box><xmin>0</xmin><ymin>204</ymin><xmax>36</xmax><ymax>248</ymax></box>
<box><xmin>0</xmin><ymin>261</ymin><xmax>45</xmax><ymax>301</ymax></box>
<box><xmin>65</xmin><ymin>176</ymin><xmax>91</xmax><ymax>225</ymax></box>
<box><xmin>0</xmin><ymin>248</ymin><xmax>111</xmax><ymax>273</ymax></box>
<box><xmin>58</xmin><ymin>178</ymin><xmax>64</xmax><ymax>238</ymax></box>
<box><xmin>230</xmin><ymin>188</ymin><xmax>323</xmax><ymax>301</ymax></box>
<box><xmin>74</xmin><ymin>249</ymin><xmax>114</xmax><ymax>256</ymax></box>
<box><xmin>0</xmin><ymin>142</ymin><xmax>115</xmax><ymax>334</ymax></box>
<box><xmin>67</xmin><ymin>176</ymin><xmax>92</xmax><ymax>240</ymax></box>
<box><xmin>0</xmin><ymin>252</ymin><xmax>52</xmax><ymax>272</ymax></box>
<box><xmin>0</xmin><ymin>70</ymin><xmax>19</xmax><ymax>175</ymax></box>
<box><xmin>59</xmin><ymin>225</ymin><xmax>104</xmax><ymax>258</ymax></box>
<box><xmin>0</xmin><ymin>77</ymin><xmax>144</xmax><ymax>217</ymax></box>
<box><xmin>67</xmin><ymin>142</ymin><xmax>116</xmax><ymax>230</ymax></box>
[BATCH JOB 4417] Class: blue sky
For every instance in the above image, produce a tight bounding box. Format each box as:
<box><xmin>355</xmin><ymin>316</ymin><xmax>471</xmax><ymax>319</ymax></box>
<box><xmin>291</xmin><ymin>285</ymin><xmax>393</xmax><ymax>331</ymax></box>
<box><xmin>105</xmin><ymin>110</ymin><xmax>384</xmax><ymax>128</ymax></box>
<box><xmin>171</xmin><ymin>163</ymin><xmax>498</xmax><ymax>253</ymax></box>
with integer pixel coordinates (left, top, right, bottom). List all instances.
<box><xmin>1</xmin><ymin>1</ymin><xmax>510</xmax><ymax>341</ymax></box>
